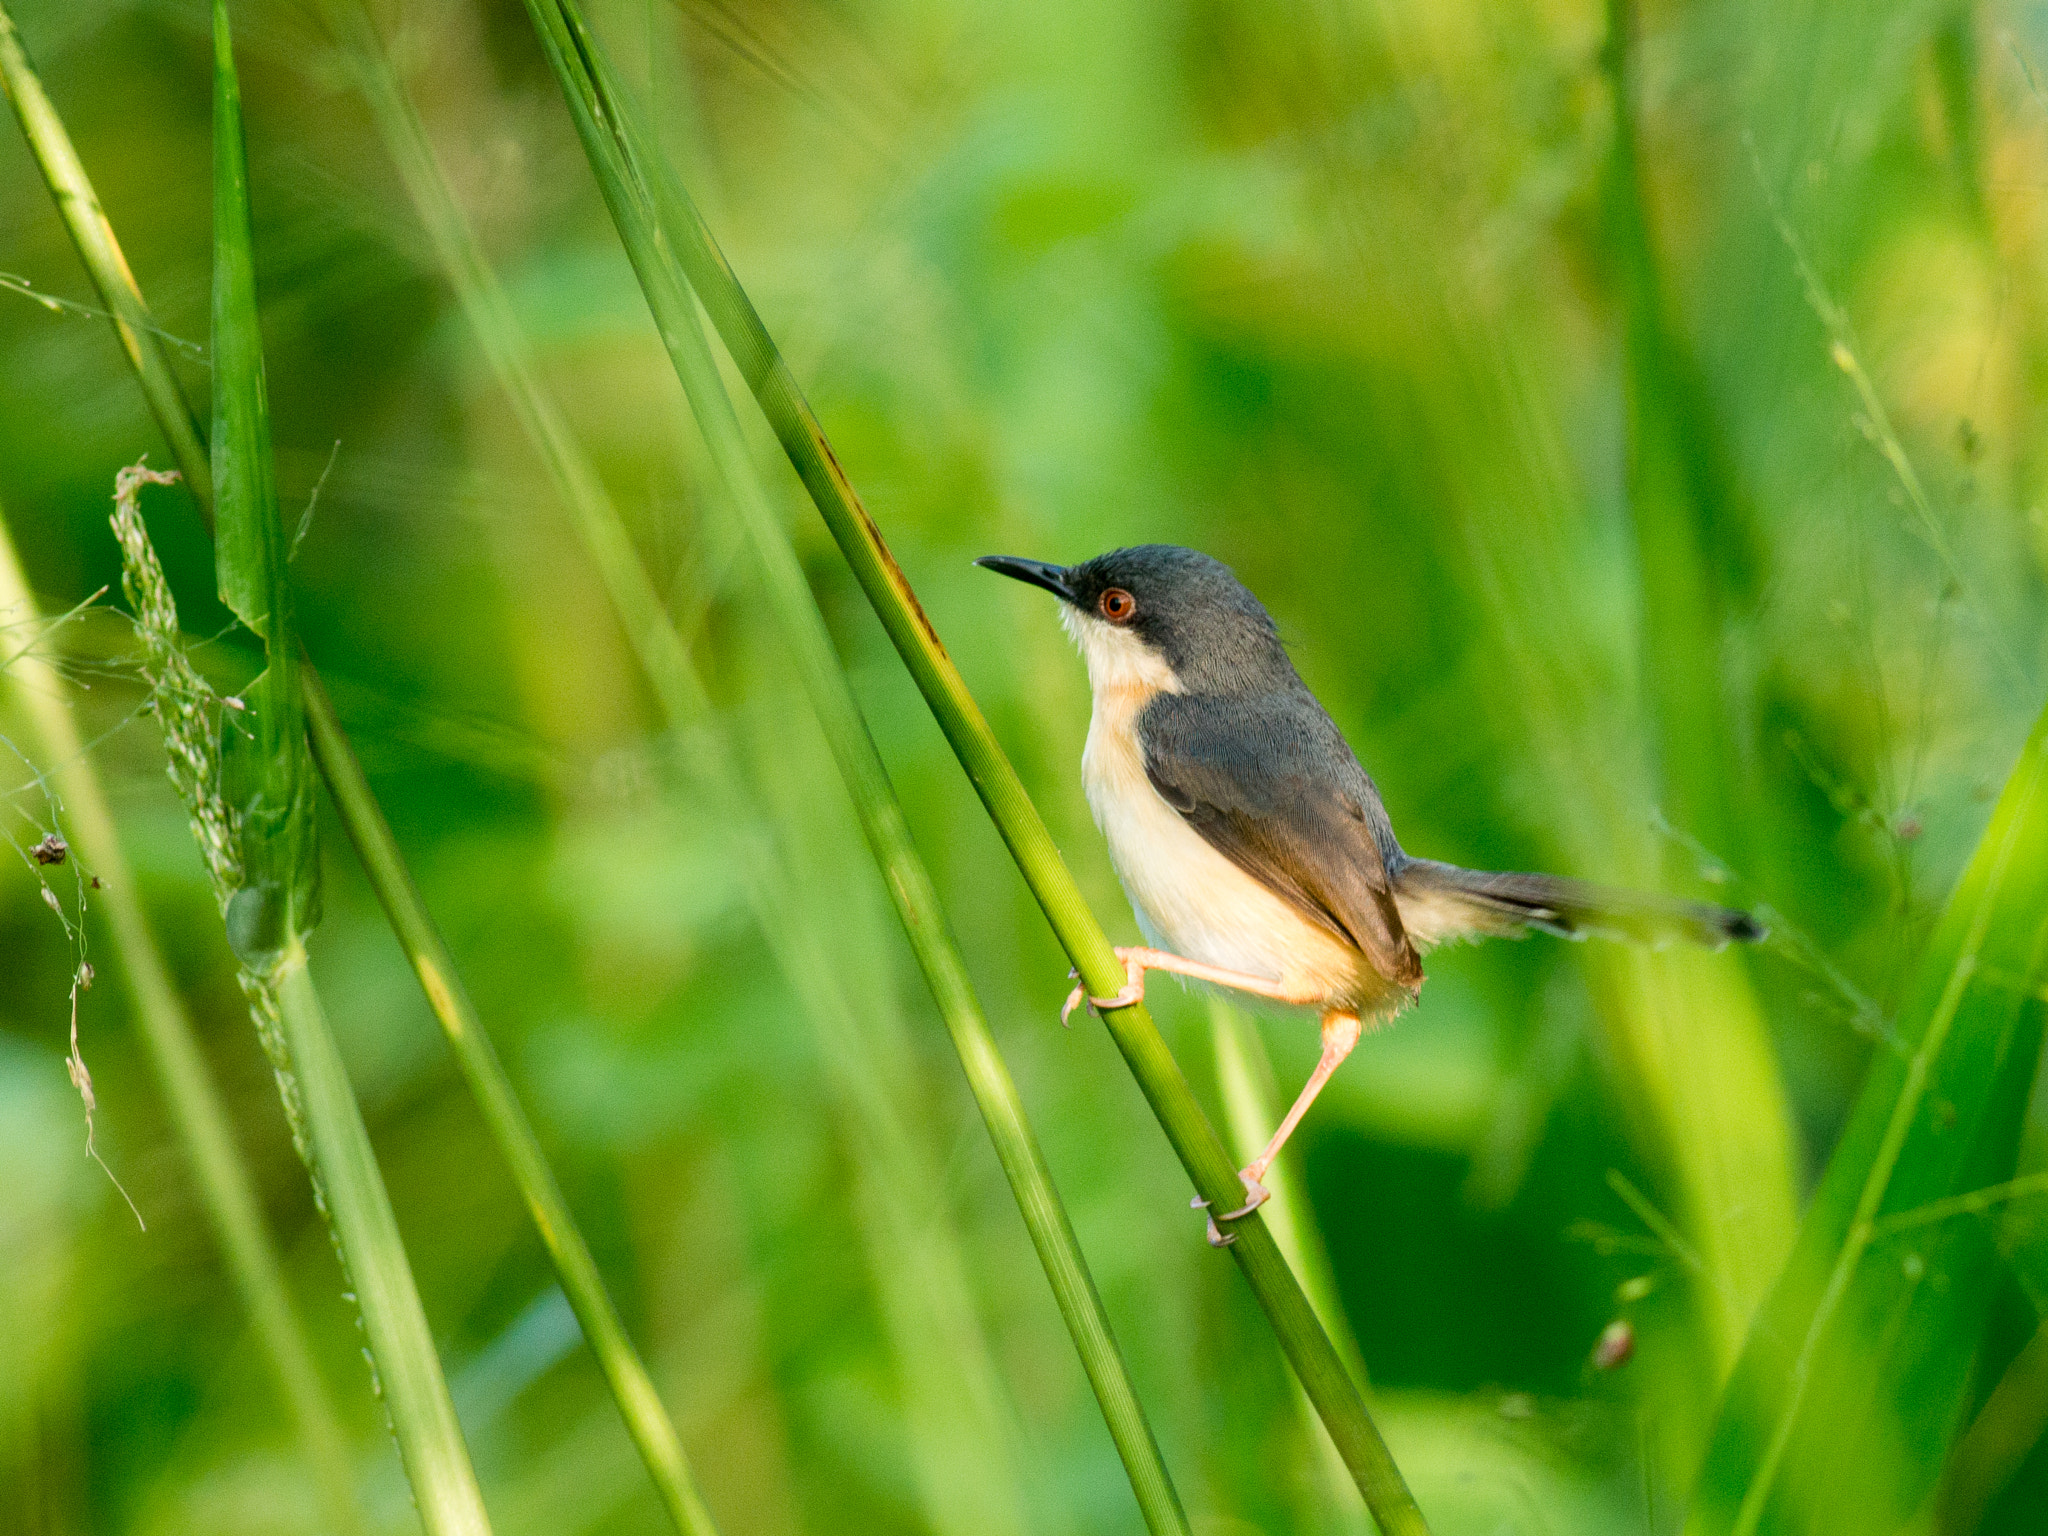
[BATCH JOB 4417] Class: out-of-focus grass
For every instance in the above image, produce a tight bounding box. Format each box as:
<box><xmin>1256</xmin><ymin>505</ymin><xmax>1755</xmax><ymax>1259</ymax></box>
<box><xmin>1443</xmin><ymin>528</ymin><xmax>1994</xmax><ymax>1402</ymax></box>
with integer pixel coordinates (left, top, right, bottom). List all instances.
<box><xmin>4</xmin><ymin>0</ymin><xmax>2048</xmax><ymax>1531</ymax></box>
<box><xmin>0</xmin><ymin>494</ymin><xmax>366</xmax><ymax>1533</ymax></box>
<box><xmin>1690</xmin><ymin>700</ymin><xmax>2048</xmax><ymax>1533</ymax></box>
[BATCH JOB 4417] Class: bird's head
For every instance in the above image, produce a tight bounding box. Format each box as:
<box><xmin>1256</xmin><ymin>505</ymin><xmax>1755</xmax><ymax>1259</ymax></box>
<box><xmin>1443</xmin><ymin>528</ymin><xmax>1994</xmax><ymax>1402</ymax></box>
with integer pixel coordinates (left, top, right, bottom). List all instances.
<box><xmin>975</xmin><ymin>544</ymin><xmax>1290</xmax><ymax>697</ymax></box>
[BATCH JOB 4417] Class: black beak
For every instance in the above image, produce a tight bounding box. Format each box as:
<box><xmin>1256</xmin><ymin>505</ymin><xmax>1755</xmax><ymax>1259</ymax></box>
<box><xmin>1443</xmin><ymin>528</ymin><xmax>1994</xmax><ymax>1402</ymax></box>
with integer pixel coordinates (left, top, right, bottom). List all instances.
<box><xmin>974</xmin><ymin>555</ymin><xmax>1074</xmax><ymax>601</ymax></box>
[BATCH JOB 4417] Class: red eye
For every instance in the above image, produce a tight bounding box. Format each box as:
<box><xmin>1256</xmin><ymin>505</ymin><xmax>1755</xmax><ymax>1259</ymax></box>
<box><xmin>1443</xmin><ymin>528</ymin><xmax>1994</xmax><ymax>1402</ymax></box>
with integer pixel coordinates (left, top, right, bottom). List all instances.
<box><xmin>1099</xmin><ymin>588</ymin><xmax>1136</xmax><ymax>623</ymax></box>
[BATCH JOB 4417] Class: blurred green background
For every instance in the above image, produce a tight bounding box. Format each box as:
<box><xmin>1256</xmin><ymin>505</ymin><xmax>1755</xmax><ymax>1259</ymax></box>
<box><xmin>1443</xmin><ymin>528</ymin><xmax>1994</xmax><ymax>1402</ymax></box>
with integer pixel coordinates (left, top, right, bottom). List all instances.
<box><xmin>3</xmin><ymin>0</ymin><xmax>2047</xmax><ymax>1531</ymax></box>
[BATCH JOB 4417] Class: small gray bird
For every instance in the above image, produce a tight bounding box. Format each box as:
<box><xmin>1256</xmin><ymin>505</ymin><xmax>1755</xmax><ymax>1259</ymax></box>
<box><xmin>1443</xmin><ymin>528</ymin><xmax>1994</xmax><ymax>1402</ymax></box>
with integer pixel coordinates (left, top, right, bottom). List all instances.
<box><xmin>977</xmin><ymin>545</ymin><xmax>1761</xmax><ymax>1239</ymax></box>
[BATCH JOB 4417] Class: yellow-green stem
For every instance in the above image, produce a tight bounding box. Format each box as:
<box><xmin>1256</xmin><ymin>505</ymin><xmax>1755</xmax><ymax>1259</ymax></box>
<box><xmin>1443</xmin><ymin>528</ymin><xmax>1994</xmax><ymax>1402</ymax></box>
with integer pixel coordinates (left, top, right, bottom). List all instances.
<box><xmin>519</xmin><ymin>3</ymin><xmax>1428</xmax><ymax>1528</ymax></box>
<box><xmin>271</xmin><ymin>952</ymin><xmax>490</xmax><ymax>1535</ymax></box>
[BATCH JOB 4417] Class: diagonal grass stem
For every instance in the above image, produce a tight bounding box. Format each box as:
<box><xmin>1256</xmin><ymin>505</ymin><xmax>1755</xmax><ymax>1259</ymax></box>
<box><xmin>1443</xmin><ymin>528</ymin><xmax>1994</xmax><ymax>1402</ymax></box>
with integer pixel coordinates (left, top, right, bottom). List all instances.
<box><xmin>517</xmin><ymin>2</ymin><xmax>1428</xmax><ymax>1528</ymax></box>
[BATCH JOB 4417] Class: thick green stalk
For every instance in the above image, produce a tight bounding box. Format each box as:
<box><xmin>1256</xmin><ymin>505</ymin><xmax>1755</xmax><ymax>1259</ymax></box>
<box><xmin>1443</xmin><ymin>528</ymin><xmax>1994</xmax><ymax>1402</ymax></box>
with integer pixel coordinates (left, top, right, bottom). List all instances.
<box><xmin>0</xmin><ymin>11</ymin><xmax>709</xmax><ymax>1529</ymax></box>
<box><xmin>336</xmin><ymin>2</ymin><xmax>1175</xmax><ymax>1525</ymax></box>
<box><xmin>518</xmin><ymin>3</ymin><xmax>1427</xmax><ymax>1528</ymax></box>
<box><xmin>0</xmin><ymin>504</ymin><xmax>365</xmax><ymax>1536</ymax></box>
<box><xmin>271</xmin><ymin>951</ymin><xmax>491</xmax><ymax>1535</ymax></box>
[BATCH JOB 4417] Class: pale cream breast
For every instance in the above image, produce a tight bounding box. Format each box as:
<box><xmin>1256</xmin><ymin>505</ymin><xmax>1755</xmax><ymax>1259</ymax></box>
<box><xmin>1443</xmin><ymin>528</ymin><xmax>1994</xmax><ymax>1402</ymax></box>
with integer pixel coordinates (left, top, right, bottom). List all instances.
<box><xmin>1063</xmin><ymin>606</ymin><xmax>1373</xmax><ymax>1010</ymax></box>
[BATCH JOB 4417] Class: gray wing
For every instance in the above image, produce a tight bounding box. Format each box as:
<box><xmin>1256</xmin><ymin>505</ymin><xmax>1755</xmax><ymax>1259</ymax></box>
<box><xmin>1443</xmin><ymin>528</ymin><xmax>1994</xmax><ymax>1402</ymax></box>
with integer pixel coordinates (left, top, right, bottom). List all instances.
<box><xmin>1139</xmin><ymin>690</ymin><xmax>1421</xmax><ymax>988</ymax></box>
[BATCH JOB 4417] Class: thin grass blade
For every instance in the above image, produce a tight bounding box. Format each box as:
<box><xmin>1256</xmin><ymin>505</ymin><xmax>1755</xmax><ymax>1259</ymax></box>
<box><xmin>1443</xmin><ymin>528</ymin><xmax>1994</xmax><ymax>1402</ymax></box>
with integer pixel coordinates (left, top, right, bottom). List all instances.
<box><xmin>0</xmin><ymin>9</ymin><xmax>709</xmax><ymax>1528</ymax></box>
<box><xmin>515</xmin><ymin>3</ymin><xmax>1427</xmax><ymax>1529</ymax></box>
<box><xmin>208</xmin><ymin>8</ymin><xmax>490</xmax><ymax>1528</ymax></box>
<box><xmin>0</xmin><ymin>498</ymin><xmax>367</xmax><ymax>1535</ymax></box>
<box><xmin>1687</xmin><ymin>701</ymin><xmax>2048</xmax><ymax>1533</ymax></box>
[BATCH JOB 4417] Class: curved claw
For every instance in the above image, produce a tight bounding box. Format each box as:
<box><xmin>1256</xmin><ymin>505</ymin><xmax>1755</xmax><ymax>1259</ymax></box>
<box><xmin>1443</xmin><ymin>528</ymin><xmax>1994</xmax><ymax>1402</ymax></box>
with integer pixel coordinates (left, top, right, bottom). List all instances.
<box><xmin>1191</xmin><ymin>1193</ymin><xmax>1237</xmax><ymax>1247</ymax></box>
<box><xmin>1058</xmin><ymin>953</ymin><xmax>1146</xmax><ymax>1025</ymax></box>
<box><xmin>1060</xmin><ymin>977</ymin><xmax>1086</xmax><ymax>1027</ymax></box>
<box><xmin>1218</xmin><ymin>1174</ymin><xmax>1271</xmax><ymax>1222</ymax></box>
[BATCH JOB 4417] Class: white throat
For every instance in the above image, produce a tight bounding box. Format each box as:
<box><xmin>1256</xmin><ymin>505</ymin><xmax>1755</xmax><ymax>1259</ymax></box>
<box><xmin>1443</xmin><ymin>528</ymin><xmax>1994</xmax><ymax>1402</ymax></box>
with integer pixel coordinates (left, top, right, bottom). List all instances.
<box><xmin>1058</xmin><ymin>606</ymin><xmax>1181</xmax><ymax>700</ymax></box>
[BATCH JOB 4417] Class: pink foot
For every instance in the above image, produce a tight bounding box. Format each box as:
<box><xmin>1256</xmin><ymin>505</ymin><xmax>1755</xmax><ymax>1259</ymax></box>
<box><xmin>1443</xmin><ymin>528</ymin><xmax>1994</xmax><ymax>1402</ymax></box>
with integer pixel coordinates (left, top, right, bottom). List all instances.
<box><xmin>1058</xmin><ymin>952</ymin><xmax>1146</xmax><ymax>1025</ymax></box>
<box><xmin>1191</xmin><ymin>1172</ymin><xmax>1272</xmax><ymax>1247</ymax></box>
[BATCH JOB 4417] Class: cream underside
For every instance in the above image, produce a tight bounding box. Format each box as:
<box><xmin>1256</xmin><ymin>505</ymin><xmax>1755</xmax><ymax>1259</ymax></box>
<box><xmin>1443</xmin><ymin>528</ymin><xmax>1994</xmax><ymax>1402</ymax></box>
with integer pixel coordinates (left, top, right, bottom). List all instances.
<box><xmin>1064</xmin><ymin>608</ymin><xmax>1454</xmax><ymax>1019</ymax></box>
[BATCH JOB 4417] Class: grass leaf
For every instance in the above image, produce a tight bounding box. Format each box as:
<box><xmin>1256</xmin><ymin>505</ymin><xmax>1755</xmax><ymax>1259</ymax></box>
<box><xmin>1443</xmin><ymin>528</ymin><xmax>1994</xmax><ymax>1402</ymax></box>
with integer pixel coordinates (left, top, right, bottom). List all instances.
<box><xmin>209</xmin><ymin>0</ymin><xmax>315</xmax><ymax>965</ymax></box>
<box><xmin>1688</xmin><ymin>703</ymin><xmax>2048</xmax><ymax>1533</ymax></box>
<box><xmin>207</xmin><ymin>6</ymin><xmax>491</xmax><ymax>1528</ymax></box>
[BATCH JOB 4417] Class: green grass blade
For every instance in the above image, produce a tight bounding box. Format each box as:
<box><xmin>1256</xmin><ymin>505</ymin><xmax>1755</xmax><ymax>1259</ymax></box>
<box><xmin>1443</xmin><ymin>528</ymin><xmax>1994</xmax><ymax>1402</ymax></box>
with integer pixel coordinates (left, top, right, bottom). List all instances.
<box><xmin>0</xmin><ymin>499</ymin><xmax>367</xmax><ymax>1536</ymax></box>
<box><xmin>0</xmin><ymin>9</ymin><xmax>708</xmax><ymax>1527</ymax></box>
<box><xmin>209</xmin><ymin>0</ymin><xmax>315</xmax><ymax>966</ymax></box>
<box><xmin>1687</xmin><ymin>703</ymin><xmax>2048</xmax><ymax>1534</ymax></box>
<box><xmin>374</xmin><ymin>3</ymin><xmax>1177</xmax><ymax>1525</ymax></box>
<box><xmin>209</xmin><ymin>7</ymin><xmax>489</xmax><ymax>1528</ymax></box>
<box><xmin>303</xmin><ymin>672</ymin><xmax>719</xmax><ymax>1536</ymax></box>
<box><xmin>0</xmin><ymin>4</ymin><xmax>210</xmax><ymax>504</ymax></box>
<box><xmin>516</xmin><ymin>4</ymin><xmax>1427</xmax><ymax>1529</ymax></box>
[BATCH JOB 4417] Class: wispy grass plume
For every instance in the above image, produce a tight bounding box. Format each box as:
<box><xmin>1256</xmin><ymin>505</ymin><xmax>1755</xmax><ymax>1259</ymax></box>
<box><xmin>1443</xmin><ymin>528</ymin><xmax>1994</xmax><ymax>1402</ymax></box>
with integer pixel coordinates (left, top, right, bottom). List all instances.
<box><xmin>0</xmin><ymin>482</ymin><xmax>367</xmax><ymax>1533</ymax></box>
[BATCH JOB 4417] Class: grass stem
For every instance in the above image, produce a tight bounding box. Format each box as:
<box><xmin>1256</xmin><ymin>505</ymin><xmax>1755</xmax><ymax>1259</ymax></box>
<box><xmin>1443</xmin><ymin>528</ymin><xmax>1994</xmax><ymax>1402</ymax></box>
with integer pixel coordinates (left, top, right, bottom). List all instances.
<box><xmin>518</xmin><ymin>2</ymin><xmax>1428</xmax><ymax>1528</ymax></box>
<box><xmin>270</xmin><ymin>949</ymin><xmax>491</xmax><ymax>1535</ymax></box>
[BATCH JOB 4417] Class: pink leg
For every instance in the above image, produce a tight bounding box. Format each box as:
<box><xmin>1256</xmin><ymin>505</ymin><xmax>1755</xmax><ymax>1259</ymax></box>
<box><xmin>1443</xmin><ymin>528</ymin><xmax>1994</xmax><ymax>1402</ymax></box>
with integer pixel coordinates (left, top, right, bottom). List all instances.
<box><xmin>1192</xmin><ymin>1011</ymin><xmax>1365</xmax><ymax>1245</ymax></box>
<box><xmin>1061</xmin><ymin>945</ymin><xmax>1324</xmax><ymax>1024</ymax></box>
<box><xmin>1236</xmin><ymin>1010</ymin><xmax>1364</xmax><ymax>1200</ymax></box>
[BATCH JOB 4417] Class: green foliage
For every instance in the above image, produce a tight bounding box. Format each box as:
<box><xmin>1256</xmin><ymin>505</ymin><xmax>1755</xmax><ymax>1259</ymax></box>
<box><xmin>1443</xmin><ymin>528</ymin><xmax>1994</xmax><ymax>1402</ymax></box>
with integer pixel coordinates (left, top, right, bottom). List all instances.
<box><xmin>1692</xmin><ymin>704</ymin><xmax>2048</xmax><ymax>1532</ymax></box>
<box><xmin>3</xmin><ymin>0</ymin><xmax>2048</xmax><ymax>1532</ymax></box>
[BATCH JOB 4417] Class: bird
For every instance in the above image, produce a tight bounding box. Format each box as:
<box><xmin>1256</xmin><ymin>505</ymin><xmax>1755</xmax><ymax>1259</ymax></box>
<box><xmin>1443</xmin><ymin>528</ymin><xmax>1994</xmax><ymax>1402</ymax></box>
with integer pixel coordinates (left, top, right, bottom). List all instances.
<box><xmin>977</xmin><ymin>544</ymin><xmax>1763</xmax><ymax>1244</ymax></box>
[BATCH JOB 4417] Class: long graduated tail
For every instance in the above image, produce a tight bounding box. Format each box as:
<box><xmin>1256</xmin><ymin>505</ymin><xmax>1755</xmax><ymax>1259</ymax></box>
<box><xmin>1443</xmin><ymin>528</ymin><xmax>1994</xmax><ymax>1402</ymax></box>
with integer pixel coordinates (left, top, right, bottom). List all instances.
<box><xmin>1390</xmin><ymin>857</ymin><xmax>1764</xmax><ymax>950</ymax></box>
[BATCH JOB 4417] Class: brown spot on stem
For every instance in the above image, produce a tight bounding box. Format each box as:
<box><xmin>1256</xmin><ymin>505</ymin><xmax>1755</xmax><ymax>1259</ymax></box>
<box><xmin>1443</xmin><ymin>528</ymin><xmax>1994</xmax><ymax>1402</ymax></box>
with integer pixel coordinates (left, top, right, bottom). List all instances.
<box><xmin>813</xmin><ymin>429</ymin><xmax>954</xmax><ymax>656</ymax></box>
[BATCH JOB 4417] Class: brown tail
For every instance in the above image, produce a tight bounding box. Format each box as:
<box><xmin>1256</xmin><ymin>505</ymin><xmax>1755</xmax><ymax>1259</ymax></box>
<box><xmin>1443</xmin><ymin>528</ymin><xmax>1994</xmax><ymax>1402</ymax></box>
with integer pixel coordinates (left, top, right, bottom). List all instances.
<box><xmin>1391</xmin><ymin>858</ymin><xmax>1764</xmax><ymax>950</ymax></box>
